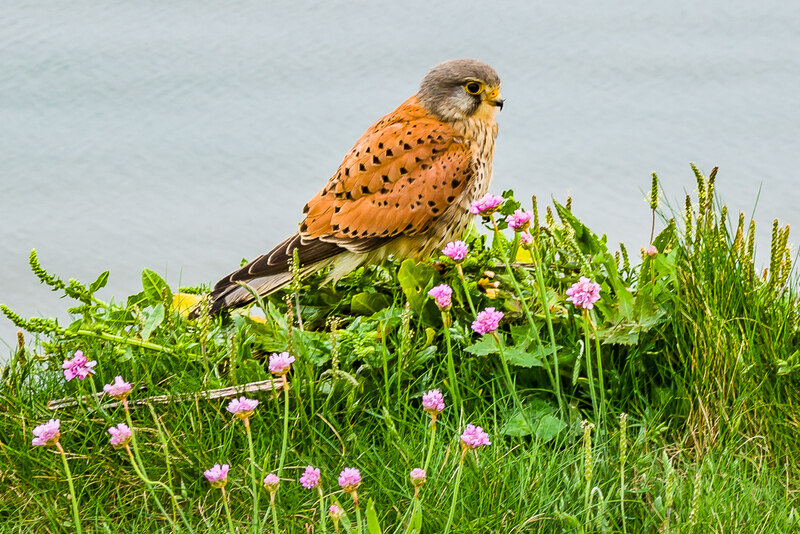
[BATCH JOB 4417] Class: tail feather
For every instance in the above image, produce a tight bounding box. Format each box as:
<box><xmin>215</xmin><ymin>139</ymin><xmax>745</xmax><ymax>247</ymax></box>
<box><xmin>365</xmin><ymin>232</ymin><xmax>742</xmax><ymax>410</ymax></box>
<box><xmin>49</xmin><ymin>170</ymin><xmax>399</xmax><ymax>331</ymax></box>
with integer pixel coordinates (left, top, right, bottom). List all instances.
<box><xmin>207</xmin><ymin>233</ymin><xmax>343</xmax><ymax>314</ymax></box>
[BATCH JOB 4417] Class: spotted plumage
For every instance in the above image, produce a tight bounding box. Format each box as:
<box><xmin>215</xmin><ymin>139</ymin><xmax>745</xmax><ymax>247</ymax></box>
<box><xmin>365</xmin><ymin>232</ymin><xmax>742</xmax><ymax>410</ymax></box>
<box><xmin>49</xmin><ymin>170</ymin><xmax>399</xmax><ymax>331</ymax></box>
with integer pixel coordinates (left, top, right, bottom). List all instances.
<box><xmin>207</xmin><ymin>58</ymin><xmax>503</xmax><ymax>314</ymax></box>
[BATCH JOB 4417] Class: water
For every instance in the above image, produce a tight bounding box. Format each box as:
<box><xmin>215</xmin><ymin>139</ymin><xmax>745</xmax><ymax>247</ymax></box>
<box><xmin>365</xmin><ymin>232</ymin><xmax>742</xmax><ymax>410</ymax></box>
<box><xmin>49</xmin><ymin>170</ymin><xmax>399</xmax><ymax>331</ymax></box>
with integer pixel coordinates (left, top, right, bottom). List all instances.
<box><xmin>2</xmin><ymin>0</ymin><xmax>799</xmax><ymax>349</ymax></box>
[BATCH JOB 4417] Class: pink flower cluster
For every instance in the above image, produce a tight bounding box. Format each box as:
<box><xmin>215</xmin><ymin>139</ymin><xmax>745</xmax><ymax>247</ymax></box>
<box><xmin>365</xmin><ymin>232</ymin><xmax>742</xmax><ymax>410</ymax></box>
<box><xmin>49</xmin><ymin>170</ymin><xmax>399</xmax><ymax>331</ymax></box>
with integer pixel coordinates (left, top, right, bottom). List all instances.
<box><xmin>566</xmin><ymin>276</ymin><xmax>602</xmax><ymax>310</ymax></box>
<box><xmin>329</xmin><ymin>504</ymin><xmax>345</xmax><ymax>520</ymax></box>
<box><xmin>103</xmin><ymin>376</ymin><xmax>132</xmax><ymax>399</ymax></box>
<box><xmin>442</xmin><ymin>240</ymin><xmax>469</xmax><ymax>262</ymax></box>
<box><xmin>32</xmin><ymin>419</ymin><xmax>61</xmax><ymax>447</ymax></box>
<box><xmin>108</xmin><ymin>423</ymin><xmax>132</xmax><ymax>448</ymax></box>
<box><xmin>470</xmin><ymin>193</ymin><xmax>504</xmax><ymax>215</ymax></box>
<box><xmin>422</xmin><ymin>389</ymin><xmax>445</xmax><ymax>416</ymax></box>
<box><xmin>471</xmin><ymin>307</ymin><xmax>504</xmax><ymax>335</ymax></box>
<box><xmin>338</xmin><ymin>467</ymin><xmax>362</xmax><ymax>492</ymax></box>
<box><xmin>300</xmin><ymin>466</ymin><xmax>321</xmax><ymax>489</ymax></box>
<box><xmin>204</xmin><ymin>463</ymin><xmax>230</xmax><ymax>488</ymax></box>
<box><xmin>269</xmin><ymin>352</ymin><xmax>295</xmax><ymax>376</ymax></box>
<box><xmin>520</xmin><ymin>231</ymin><xmax>533</xmax><ymax>246</ymax></box>
<box><xmin>409</xmin><ymin>468</ymin><xmax>426</xmax><ymax>487</ymax></box>
<box><xmin>427</xmin><ymin>284</ymin><xmax>453</xmax><ymax>310</ymax></box>
<box><xmin>505</xmin><ymin>209</ymin><xmax>532</xmax><ymax>231</ymax></box>
<box><xmin>227</xmin><ymin>396</ymin><xmax>259</xmax><ymax>419</ymax></box>
<box><xmin>263</xmin><ymin>473</ymin><xmax>280</xmax><ymax>492</ymax></box>
<box><xmin>460</xmin><ymin>424</ymin><xmax>491</xmax><ymax>449</ymax></box>
<box><xmin>62</xmin><ymin>350</ymin><xmax>96</xmax><ymax>381</ymax></box>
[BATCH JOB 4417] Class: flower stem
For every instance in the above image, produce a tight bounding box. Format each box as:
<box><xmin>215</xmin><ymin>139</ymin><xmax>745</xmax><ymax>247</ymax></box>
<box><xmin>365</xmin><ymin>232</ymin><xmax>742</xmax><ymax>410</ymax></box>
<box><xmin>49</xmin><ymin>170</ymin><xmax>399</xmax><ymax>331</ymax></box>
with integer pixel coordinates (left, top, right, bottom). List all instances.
<box><xmin>269</xmin><ymin>493</ymin><xmax>280</xmax><ymax>534</ymax></box>
<box><xmin>56</xmin><ymin>442</ymin><xmax>83</xmax><ymax>534</ymax></box>
<box><xmin>492</xmin><ymin>332</ymin><xmax>533</xmax><ymax>435</ymax></box>
<box><xmin>318</xmin><ymin>486</ymin><xmax>328</xmax><ymax>533</ymax></box>
<box><xmin>245</xmin><ymin>421</ymin><xmax>260</xmax><ymax>533</ymax></box>
<box><xmin>582</xmin><ymin>310</ymin><xmax>599</xmax><ymax>425</ymax></box>
<box><xmin>442</xmin><ymin>449</ymin><xmax>467</xmax><ymax>534</ymax></box>
<box><xmin>221</xmin><ymin>486</ymin><xmax>236</xmax><ymax>534</ymax></box>
<box><xmin>423</xmin><ymin>417</ymin><xmax>438</xmax><ymax>472</ymax></box>
<box><xmin>278</xmin><ymin>384</ymin><xmax>290</xmax><ymax>476</ymax></box>
<box><xmin>491</xmin><ymin>217</ymin><xmax>563</xmax><ymax>415</ymax></box>
<box><xmin>124</xmin><ymin>446</ymin><xmax>191</xmax><ymax>532</ymax></box>
<box><xmin>441</xmin><ymin>312</ymin><xmax>461</xmax><ymax>413</ymax></box>
<box><xmin>455</xmin><ymin>264</ymin><xmax>476</xmax><ymax>316</ymax></box>
<box><xmin>590</xmin><ymin>318</ymin><xmax>607</xmax><ymax>431</ymax></box>
<box><xmin>526</xmin><ymin>242</ymin><xmax>566</xmax><ymax>416</ymax></box>
<box><xmin>353</xmin><ymin>492</ymin><xmax>363</xmax><ymax>534</ymax></box>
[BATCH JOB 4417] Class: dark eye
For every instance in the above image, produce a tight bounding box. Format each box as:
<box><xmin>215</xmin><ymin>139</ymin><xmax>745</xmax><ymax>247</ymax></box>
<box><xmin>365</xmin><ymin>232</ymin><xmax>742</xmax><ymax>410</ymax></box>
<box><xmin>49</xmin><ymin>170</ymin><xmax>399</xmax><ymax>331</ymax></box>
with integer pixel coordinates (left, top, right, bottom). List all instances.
<box><xmin>465</xmin><ymin>82</ymin><xmax>482</xmax><ymax>95</ymax></box>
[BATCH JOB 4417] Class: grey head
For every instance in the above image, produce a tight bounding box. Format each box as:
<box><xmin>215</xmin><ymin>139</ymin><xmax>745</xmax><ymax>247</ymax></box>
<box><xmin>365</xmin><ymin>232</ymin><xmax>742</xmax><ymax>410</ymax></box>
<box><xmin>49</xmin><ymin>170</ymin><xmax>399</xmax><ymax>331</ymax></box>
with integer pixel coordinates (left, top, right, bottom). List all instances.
<box><xmin>417</xmin><ymin>58</ymin><xmax>503</xmax><ymax>122</ymax></box>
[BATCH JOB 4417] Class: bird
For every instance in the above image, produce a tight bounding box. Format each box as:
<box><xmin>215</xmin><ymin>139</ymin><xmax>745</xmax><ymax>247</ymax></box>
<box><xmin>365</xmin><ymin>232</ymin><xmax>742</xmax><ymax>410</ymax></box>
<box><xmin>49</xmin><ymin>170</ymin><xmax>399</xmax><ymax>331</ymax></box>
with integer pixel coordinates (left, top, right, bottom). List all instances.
<box><xmin>207</xmin><ymin>58</ymin><xmax>503</xmax><ymax>314</ymax></box>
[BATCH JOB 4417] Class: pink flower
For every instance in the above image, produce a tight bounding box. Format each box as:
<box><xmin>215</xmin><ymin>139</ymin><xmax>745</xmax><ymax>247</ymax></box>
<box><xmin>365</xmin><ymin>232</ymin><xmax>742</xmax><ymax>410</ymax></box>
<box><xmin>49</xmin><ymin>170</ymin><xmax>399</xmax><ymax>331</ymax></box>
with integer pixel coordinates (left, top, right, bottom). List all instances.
<box><xmin>226</xmin><ymin>396</ymin><xmax>259</xmax><ymax>420</ymax></box>
<box><xmin>520</xmin><ymin>231</ymin><xmax>533</xmax><ymax>246</ymax></box>
<box><xmin>108</xmin><ymin>423</ymin><xmax>132</xmax><ymax>448</ymax></box>
<box><xmin>422</xmin><ymin>389</ymin><xmax>445</xmax><ymax>417</ymax></box>
<box><xmin>263</xmin><ymin>473</ymin><xmax>280</xmax><ymax>492</ymax></box>
<box><xmin>470</xmin><ymin>193</ymin><xmax>504</xmax><ymax>215</ymax></box>
<box><xmin>269</xmin><ymin>352</ymin><xmax>295</xmax><ymax>376</ymax></box>
<box><xmin>338</xmin><ymin>468</ymin><xmax>361</xmax><ymax>493</ymax></box>
<box><xmin>32</xmin><ymin>419</ymin><xmax>60</xmax><ymax>447</ymax></box>
<box><xmin>566</xmin><ymin>276</ymin><xmax>602</xmax><ymax>310</ymax></box>
<box><xmin>62</xmin><ymin>350</ymin><xmax>97</xmax><ymax>381</ymax></box>
<box><xmin>442</xmin><ymin>240</ymin><xmax>469</xmax><ymax>262</ymax></box>
<box><xmin>410</xmin><ymin>468</ymin><xmax>426</xmax><ymax>487</ymax></box>
<box><xmin>646</xmin><ymin>244</ymin><xmax>658</xmax><ymax>256</ymax></box>
<box><xmin>103</xmin><ymin>376</ymin><xmax>132</xmax><ymax>400</ymax></box>
<box><xmin>460</xmin><ymin>424</ymin><xmax>491</xmax><ymax>449</ymax></box>
<box><xmin>471</xmin><ymin>307</ymin><xmax>504</xmax><ymax>335</ymax></box>
<box><xmin>505</xmin><ymin>209</ymin><xmax>532</xmax><ymax>231</ymax></box>
<box><xmin>300</xmin><ymin>465</ymin><xmax>321</xmax><ymax>489</ymax></box>
<box><xmin>329</xmin><ymin>504</ymin><xmax>345</xmax><ymax>520</ymax></box>
<box><xmin>204</xmin><ymin>463</ymin><xmax>230</xmax><ymax>488</ymax></box>
<box><xmin>427</xmin><ymin>284</ymin><xmax>453</xmax><ymax>310</ymax></box>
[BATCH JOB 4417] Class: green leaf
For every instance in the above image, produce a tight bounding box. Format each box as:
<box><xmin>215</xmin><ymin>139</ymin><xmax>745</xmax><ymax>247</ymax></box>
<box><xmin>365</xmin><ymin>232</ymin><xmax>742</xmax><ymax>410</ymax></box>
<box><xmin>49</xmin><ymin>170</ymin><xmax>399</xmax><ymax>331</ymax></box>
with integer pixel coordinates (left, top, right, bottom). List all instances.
<box><xmin>88</xmin><ymin>271</ymin><xmax>109</xmax><ymax>294</ymax></box>
<box><xmin>116</xmin><ymin>345</ymin><xmax>133</xmax><ymax>363</ymax></box>
<box><xmin>503</xmin><ymin>401</ymin><xmax>567</xmax><ymax>441</ymax></box>
<box><xmin>410</xmin><ymin>500</ymin><xmax>423</xmax><ymax>533</ymax></box>
<box><xmin>464</xmin><ymin>334</ymin><xmax>499</xmax><ymax>356</ymax></box>
<box><xmin>397</xmin><ymin>259</ymin><xmax>439</xmax><ymax>314</ymax></box>
<box><xmin>142</xmin><ymin>269</ymin><xmax>172</xmax><ymax>307</ymax></box>
<box><xmin>503</xmin><ymin>347</ymin><xmax>545</xmax><ymax>368</ymax></box>
<box><xmin>535</xmin><ymin>414</ymin><xmax>567</xmax><ymax>442</ymax></box>
<box><xmin>140</xmin><ymin>303</ymin><xmax>165</xmax><ymax>340</ymax></box>
<box><xmin>366</xmin><ymin>498</ymin><xmax>383</xmax><ymax>534</ymax></box>
<box><xmin>351</xmin><ymin>292</ymin><xmax>391</xmax><ymax>315</ymax></box>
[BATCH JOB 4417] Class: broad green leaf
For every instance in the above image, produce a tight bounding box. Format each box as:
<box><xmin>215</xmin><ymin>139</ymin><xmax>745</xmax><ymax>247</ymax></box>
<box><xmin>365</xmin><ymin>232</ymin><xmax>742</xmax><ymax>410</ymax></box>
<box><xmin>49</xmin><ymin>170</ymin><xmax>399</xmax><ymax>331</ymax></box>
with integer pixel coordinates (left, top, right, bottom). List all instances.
<box><xmin>351</xmin><ymin>292</ymin><xmax>391</xmax><ymax>315</ymax></box>
<box><xmin>503</xmin><ymin>347</ymin><xmax>545</xmax><ymax>368</ymax></box>
<box><xmin>89</xmin><ymin>271</ymin><xmax>109</xmax><ymax>294</ymax></box>
<box><xmin>397</xmin><ymin>259</ymin><xmax>438</xmax><ymax>314</ymax></box>
<box><xmin>410</xmin><ymin>500</ymin><xmax>423</xmax><ymax>533</ymax></box>
<box><xmin>464</xmin><ymin>334</ymin><xmax>499</xmax><ymax>356</ymax></box>
<box><xmin>535</xmin><ymin>414</ymin><xmax>567</xmax><ymax>442</ymax></box>
<box><xmin>142</xmin><ymin>269</ymin><xmax>172</xmax><ymax>307</ymax></box>
<box><xmin>366</xmin><ymin>498</ymin><xmax>382</xmax><ymax>534</ymax></box>
<box><xmin>292</xmin><ymin>328</ymin><xmax>332</xmax><ymax>366</ymax></box>
<box><xmin>141</xmin><ymin>303</ymin><xmax>165</xmax><ymax>340</ymax></box>
<box><xmin>503</xmin><ymin>401</ymin><xmax>566</xmax><ymax>441</ymax></box>
<box><xmin>116</xmin><ymin>345</ymin><xmax>133</xmax><ymax>363</ymax></box>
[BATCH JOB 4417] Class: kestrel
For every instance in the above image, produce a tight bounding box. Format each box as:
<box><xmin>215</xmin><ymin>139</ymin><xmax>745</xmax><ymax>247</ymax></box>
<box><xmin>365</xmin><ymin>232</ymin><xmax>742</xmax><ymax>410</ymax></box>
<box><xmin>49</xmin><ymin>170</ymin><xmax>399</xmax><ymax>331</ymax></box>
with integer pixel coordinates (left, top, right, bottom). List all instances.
<box><xmin>208</xmin><ymin>58</ymin><xmax>503</xmax><ymax>314</ymax></box>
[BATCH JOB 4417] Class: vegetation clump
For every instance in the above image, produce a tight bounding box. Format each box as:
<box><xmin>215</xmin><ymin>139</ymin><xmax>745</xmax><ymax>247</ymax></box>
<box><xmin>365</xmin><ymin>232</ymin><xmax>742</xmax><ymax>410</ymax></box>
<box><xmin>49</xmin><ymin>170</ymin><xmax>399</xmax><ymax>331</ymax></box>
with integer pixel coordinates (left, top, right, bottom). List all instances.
<box><xmin>1</xmin><ymin>165</ymin><xmax>798</xmax><ymax>532</ymax></box>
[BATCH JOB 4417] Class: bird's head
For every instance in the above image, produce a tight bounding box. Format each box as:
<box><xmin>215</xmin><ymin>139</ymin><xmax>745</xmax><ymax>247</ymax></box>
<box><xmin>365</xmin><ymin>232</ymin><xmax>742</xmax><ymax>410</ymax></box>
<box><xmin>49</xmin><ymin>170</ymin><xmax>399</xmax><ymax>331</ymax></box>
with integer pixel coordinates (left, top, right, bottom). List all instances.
<box><xmin>417</xmin><ymin>58</ymin><xmax>503</xmax><ymax>122</ymax></box>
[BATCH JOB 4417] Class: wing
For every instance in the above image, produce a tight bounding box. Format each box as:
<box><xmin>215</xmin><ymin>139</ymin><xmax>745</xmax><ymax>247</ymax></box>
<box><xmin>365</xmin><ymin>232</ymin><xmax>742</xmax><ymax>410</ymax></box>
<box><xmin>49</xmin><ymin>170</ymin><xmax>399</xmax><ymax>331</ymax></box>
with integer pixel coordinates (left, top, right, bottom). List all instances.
<box><xmin>300</xmin><ymin>96</ymin><xmax>474</xmax><ymax>253</ymax></box>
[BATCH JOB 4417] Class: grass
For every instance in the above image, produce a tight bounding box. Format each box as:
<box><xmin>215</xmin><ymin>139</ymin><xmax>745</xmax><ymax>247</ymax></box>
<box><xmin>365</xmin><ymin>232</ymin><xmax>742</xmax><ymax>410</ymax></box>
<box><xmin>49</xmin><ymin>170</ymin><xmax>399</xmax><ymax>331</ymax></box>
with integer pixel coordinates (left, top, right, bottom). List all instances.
<box><xmin>1</xmin><ymin>165</ymin><xmax>798</xmax><ymax>533</ymax></box>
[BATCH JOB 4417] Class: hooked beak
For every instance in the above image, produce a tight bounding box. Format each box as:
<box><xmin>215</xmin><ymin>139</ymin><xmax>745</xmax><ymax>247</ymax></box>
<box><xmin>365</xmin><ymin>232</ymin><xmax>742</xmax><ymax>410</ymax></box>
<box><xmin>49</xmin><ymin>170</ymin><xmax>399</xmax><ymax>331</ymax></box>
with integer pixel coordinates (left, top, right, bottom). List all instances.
<box><xmin>485</xmin><ymin>87</ymin><xmax>504</xmax><ymax>110</ymax></box>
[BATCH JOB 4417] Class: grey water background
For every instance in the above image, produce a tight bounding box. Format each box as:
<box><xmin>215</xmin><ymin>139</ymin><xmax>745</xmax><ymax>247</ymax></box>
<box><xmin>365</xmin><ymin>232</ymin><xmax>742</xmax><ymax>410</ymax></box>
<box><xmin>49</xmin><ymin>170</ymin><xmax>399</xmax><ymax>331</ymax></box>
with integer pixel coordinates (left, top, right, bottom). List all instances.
<box><xmin>2</xmin><ymin>0</ymin><xmax>799</xmax><ymax>350</ymax></box>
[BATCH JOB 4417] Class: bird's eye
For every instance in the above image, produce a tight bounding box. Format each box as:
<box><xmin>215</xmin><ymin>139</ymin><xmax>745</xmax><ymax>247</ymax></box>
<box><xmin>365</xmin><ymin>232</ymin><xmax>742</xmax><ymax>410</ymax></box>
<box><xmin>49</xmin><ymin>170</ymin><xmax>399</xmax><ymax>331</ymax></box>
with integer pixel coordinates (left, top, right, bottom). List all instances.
<box><xmin>465</xmin><ymin>82</ymin><xmax>483</xmax><ymax>95</ymax></box>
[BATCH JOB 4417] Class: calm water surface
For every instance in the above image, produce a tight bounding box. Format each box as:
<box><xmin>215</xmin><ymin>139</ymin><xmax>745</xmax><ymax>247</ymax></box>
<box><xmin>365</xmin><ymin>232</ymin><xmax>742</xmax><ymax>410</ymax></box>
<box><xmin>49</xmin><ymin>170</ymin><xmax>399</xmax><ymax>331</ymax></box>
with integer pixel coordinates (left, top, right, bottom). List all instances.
<box><xmin>2</xmin><ymin>1</ymin><xmax>799</xmax><ymax>348</ymax></box>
